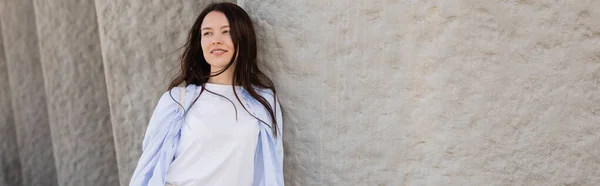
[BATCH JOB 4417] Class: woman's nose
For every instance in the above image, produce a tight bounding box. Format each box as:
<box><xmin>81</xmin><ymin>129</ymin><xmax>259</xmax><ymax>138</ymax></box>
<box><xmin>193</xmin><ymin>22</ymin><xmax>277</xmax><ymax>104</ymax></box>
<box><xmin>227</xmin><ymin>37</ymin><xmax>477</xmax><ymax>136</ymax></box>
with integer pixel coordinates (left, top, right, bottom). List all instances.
<box><xmin>212</xmin><ymin>39</ymin><xmax>222</xmax><ymax>45</ymax></box>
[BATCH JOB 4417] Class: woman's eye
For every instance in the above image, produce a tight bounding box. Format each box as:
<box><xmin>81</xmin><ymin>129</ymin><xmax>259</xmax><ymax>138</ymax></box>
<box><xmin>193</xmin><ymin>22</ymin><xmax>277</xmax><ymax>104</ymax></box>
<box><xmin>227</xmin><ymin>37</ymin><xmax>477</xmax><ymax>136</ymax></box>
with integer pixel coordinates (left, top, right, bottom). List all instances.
<box><xmin>223</xmin><ymin>30</ymin><xmax>229</xmax><ymax>34</ymax></box>
<box><xmin>203</xmin><ymin>32</ymin><xmax>211</xmax><ymax>36</ymax></box>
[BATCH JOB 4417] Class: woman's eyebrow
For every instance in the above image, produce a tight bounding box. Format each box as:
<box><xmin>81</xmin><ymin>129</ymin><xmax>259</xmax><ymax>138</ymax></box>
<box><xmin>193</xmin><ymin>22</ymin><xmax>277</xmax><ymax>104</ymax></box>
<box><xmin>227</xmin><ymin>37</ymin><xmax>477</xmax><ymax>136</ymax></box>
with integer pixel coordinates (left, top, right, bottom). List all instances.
<box><xmin>201</xmin><ymin>25</ymin><xmax>230</xmax><ymax>31</ymax></box>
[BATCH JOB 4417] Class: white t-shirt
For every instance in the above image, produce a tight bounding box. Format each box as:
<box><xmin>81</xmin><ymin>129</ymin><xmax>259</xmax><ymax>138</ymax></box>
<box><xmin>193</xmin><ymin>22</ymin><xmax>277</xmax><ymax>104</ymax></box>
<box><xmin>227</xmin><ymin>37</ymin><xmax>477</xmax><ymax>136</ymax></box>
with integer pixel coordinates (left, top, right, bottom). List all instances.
<box><xmin>166</xmin><ymin>83</ymin><xmax>260</xmax><ymax>186</ymax></box>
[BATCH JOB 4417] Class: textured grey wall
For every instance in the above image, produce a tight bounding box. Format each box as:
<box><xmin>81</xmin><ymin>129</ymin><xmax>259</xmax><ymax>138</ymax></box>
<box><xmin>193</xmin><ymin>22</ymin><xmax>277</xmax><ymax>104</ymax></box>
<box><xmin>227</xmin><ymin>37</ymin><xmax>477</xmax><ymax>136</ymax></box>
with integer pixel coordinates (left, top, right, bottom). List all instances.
<box><xmin>241</xmin><ymin>0</ymin><xmax>600</xmax><ymax>185</ymax></box>
<box><xmin>33</xmin><ymin>0</ymin><xmax>119</xmax><ymax>185</ymax></box>
<box><xmin>1</xmin><ymin>0</ymin><xmax>599</xmax><ymax>185</ymax></box>
<box><xmin>0</xmin><ymin>0</ymin><xmax>58</xmax><ymax>185</ymax></box>
<box><xmin>0</xmin><ymin>20</ymin><xmax>22</xmax><ymax>186</ymax></box>
<box><xmin>93</xmin><ymin>0</ymin><xmax>234</xmax><ymax>184</ymax></box>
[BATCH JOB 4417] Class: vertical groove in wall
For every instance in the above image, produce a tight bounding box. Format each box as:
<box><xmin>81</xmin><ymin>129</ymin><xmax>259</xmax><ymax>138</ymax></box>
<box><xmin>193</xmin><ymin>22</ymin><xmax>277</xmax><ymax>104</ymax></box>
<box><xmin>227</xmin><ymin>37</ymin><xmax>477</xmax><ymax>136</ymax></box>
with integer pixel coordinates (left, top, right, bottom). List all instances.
<box><xmin>30</xmin><ymin>1</ymin><xmax>62</xmax><ymax>185</ymax></box>
<box><xmin>0</xmin><ymin>0</ymin><xmax>58</xmax><ymax>185</ymax></box>
<box><xmin>0</xmin><ymin>11</ymin><xmax>23</xmax><ymax>186</ymax></box>
<box><xmin>92</xmin><ymin>1</ymin><xmax>123</xmax><ymax>183</ymax></box>
<box><xmin>32</xmin><ymin>0</ymin><xmax>120</xmax><ymax>185</ymax></box>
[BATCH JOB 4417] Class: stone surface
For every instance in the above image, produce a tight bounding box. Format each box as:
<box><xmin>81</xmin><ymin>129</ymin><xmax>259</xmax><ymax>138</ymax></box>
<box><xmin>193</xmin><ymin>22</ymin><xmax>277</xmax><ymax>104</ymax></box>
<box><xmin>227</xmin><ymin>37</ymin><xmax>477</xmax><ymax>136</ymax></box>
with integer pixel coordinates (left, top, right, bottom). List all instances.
<box><xmin>0</xmin><ymin>0</ymin><xmax>58</xmax><ymax>186</ymax></box>
<box><xmin>0</xmin><ymin>19</ymin><xmax>22</xmax><ymax>186</ymax></box>
<box><xmin>93</xmin><ymin>0</ymin><xmax>234</xmax><ymax>184</ymax></box>
<box><xmin>0</xmin><ymin>0</ymin><xmax>599</xmax><ymax>185</ymax></box>
<box><xmin>241</xmin><ymin>0</ymin><xmax>600</xmax><ymax>185</ymax></box>
<box><xmin>33</xmin><ymin>0</ymin><xmax>119</xmax><ymax>185</ymax></box>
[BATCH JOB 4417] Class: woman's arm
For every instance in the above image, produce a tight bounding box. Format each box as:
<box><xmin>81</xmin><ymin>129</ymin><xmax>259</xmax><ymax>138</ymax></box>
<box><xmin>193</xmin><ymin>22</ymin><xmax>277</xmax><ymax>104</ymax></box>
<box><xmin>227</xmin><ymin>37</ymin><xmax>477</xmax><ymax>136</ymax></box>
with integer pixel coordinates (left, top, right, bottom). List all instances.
<box><xmin>141</xmin><ymin>89</ymin><xmax>182</xmax><ymax>150</ymax></box>
<box><xmin>274</xmin><ymin>95</ymin><xmax>284</xmax><ymax>169</ymax></box>
<box><xmin>130</xmin><ymin>88</ymin><xmax>182</xmax><ymax>186</ymax></box>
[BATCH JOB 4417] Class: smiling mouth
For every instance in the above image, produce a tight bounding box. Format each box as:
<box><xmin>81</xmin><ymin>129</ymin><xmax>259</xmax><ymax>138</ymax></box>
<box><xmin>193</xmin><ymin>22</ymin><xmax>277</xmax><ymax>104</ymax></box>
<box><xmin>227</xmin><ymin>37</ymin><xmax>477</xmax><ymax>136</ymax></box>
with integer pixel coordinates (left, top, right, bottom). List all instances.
<box><xmin>211</xmin><ymin>49</ymin><xmax>228</xmax><ymax>54</ymax></box>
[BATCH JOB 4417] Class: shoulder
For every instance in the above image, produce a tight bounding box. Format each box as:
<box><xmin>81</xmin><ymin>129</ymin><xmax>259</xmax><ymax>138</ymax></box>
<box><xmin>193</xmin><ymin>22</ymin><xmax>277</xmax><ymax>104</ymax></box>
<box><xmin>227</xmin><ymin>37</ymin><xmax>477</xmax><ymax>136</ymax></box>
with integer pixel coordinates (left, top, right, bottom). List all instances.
<box><xmin>153</xmin><ymin>86</ymin><xmax>192</xmax><ymax>114</ymax></box>
<box><xmin>157</xmin><ymin>85</ymin><xmax>197</xmax><ymax>106</ymax></box>
<box><xmin>251</xmin><ymin>87</ymin><xmax>278</xmax><ymax>104</ymax></box>
<box><xmin>252</xmin><ymin>87</ymin><xmax>275</xmax><ymax>97</ymax></box>
<box><xmin>156</xmin><ymin>88</ymin><xmax>180</xmax><ymax>108</ymax></box>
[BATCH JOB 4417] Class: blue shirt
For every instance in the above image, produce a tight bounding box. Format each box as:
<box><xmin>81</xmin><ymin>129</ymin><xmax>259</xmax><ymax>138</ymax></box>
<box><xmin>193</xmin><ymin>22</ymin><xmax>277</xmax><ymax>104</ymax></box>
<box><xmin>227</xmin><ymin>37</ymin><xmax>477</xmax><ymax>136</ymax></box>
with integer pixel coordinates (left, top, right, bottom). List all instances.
<box><xmin>129</xmin><ymin>84</ymin><xmax>284</xmax><ymax>186</ymax></box>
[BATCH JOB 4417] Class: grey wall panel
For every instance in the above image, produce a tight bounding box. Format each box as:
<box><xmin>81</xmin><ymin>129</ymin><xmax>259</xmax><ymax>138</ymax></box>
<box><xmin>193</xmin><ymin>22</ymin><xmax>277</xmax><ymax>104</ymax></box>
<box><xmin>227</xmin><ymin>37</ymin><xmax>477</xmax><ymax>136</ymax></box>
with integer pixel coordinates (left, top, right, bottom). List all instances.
<box><xmin>0</xmin><ymin>0</ymin><xmax>598</xmax><ymax>185</ymax></box>
<box><xmin>0</xmin><ymin>0</ymin><xmax>57</xmax><ymax>185</ymax></box>
<box><xmin>33</xmin><ymin>0</ymin><xmax>119</xmax><ymax>185</ymax></box>
<box><xmin>93</xmin><ymin>0</ymin><xmax>234</xmax><ymax>185</ymax></box>
<box><xmin>0</xmin><ymin>18</ymin><xmax>22</xmax><ymax>186</ymax></box>
<box><xmin>241</xmin><ymin>0</ymin><xmax>600</xmax><ymax>185</ymax></box>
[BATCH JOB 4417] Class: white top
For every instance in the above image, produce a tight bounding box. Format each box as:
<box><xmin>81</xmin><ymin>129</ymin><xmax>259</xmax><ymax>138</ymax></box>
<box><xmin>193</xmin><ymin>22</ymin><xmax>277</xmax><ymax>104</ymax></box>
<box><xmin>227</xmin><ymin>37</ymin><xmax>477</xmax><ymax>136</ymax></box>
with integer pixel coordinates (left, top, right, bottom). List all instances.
<box><xmin>166</xmin><ymin>83</ymin><xmax>260</xmax><ymax>186</ymax></box>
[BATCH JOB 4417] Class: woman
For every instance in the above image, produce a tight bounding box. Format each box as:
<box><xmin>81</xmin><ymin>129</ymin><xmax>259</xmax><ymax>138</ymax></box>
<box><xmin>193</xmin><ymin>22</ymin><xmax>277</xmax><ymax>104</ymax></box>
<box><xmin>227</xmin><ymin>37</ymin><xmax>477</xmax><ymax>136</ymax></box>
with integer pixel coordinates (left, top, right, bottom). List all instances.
<box><xmin>129</xmin><ymin>2</ymin><xmax>284</xmax><ymax>186</ymax></box>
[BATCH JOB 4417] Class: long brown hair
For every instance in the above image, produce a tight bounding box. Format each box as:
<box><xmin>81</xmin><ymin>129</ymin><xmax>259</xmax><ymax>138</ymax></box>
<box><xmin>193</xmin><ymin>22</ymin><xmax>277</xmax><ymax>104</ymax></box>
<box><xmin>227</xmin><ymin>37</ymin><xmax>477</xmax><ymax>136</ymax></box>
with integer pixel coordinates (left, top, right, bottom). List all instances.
<box><xmin>167</xmin><ymin>2</ymin><xmax>279</xmax><ymax>136</ymax></box>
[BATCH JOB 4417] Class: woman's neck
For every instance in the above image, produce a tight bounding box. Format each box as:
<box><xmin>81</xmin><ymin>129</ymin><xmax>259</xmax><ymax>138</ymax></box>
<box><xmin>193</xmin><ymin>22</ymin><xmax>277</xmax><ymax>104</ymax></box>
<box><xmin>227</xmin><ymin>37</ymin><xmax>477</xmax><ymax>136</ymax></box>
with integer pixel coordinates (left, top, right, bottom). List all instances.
<box><xmin>208</xmin><ymin>66</ymin><xmax>235</xmax><ymax>85</ymax></box>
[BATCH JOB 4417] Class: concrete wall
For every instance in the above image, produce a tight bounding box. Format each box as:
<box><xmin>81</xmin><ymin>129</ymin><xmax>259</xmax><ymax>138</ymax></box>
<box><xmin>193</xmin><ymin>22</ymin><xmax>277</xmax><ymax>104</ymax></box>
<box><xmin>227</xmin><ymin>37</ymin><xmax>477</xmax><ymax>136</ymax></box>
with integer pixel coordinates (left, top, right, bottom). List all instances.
<box><xmin>241</xmin><ymin>0</ymin><xmax>600</xmax><ymax>185</ymax></box>
<box><xmin>33</xmin><ymin>0</ymin><xmax>119</xmax><ymax>185</ymax></box>
<box><xmin>0</xmin><ymin>19</ymin><xmax>22</xmax><ymax>186</ymax></box>
<box><xmin>0</xmin><ymin>0</ymin><xmax>58</xmax><ymax>185</ymax></box>
<box><xmin>1</xmin><ymin>0</ymin><xmax>599</xmax><ymax>185</ymax></box>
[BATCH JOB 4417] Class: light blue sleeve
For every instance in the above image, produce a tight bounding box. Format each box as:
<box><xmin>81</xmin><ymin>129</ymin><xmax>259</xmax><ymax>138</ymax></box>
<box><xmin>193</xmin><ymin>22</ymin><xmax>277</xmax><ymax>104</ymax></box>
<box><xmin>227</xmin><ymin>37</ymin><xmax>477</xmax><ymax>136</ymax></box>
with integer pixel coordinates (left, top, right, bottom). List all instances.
<box><xmin>257</xmin><ymin>88</ymin><xmax>285</xmax><ymax>168</ymax></box>
<box><xmin>130</xmin><ymin>88</ymin><xmax>183</xmax><ymax>186</ymax></box>
<box><xmin>141</xmin><ymin>89</ymin><xmax>182</xmax><ymax>150</ymax></box>
<box><xmin>274</xmin><ymin>95</ymin><xmax>284</xmax><ymax>170</ymax></box>
<box><xmin>259</xmin><ymin>89</ymin><xmax>284</xmax><ymax>173</ymax></box>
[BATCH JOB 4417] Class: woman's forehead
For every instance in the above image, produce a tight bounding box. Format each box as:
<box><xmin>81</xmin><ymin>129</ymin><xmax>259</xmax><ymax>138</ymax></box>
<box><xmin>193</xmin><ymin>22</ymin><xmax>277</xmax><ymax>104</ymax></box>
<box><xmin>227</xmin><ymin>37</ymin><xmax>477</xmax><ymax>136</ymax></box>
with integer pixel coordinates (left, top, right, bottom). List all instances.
<box><xmin>201</xmin><ymin>11</ymin><xmax>230</xmax><ymax>29</ymax></box>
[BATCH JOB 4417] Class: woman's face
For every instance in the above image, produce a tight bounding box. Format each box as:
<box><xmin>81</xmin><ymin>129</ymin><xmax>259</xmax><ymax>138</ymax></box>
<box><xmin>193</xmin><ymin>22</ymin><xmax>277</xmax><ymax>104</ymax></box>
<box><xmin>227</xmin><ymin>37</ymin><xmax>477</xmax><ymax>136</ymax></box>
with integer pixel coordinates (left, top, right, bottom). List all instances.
<box><xmin>200</xmin><ymin>11</ymin><xmax>235</xmax><ymax>72</ymax></box>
